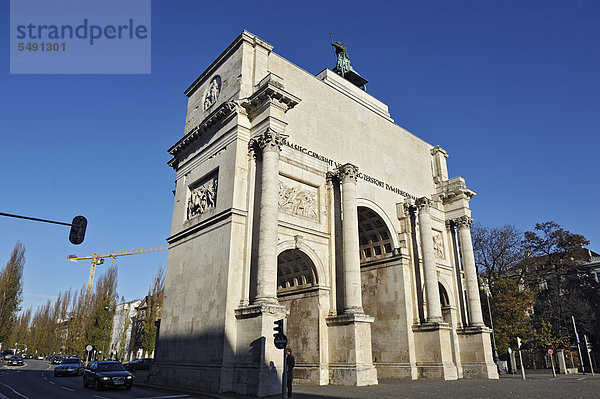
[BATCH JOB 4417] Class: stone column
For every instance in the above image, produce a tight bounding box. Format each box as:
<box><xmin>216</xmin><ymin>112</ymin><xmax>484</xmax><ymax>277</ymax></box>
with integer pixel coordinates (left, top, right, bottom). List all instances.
<box><xmin>335</xmin><ymin>163</ymin><xmax>363</xmax><ymax>314</ymax></box>
<box><xmin>456</xmin><ymin>216</ymin><xmax>484</xmax><ymax>327</ymax></box>
<box><xmin>249</xmin><ymin>129</ymin><xmax>282</xmax><ymax>305</ymax></box>
<box><xmin>416</xmin><ymin>197</ymin><xmax>443</xmax><ymax>323</ymax></box>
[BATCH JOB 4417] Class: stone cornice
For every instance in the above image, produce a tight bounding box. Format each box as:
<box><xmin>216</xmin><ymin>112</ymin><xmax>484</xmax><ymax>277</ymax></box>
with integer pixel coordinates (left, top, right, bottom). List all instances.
<box><xmin>437</xmin><ymin>176</ymin><xmax>476</xmax><ymax>203</ymax></box>
<box><xmin>167</xmin><ymin>101</ymin><xmax>238</xmax><ymax>169</ymax></box>
<box><xmin>325</xmin><ymin>312</ymin><xmax>374</xmax><ymax>326</ymax></box>
<box><xmin>234</xmin><ymin>304</ymin><xmax>288</xmax><ymax>319</ymax></box>
<box><xmin>241</xmin><ymin>74</ymin><xmax>301</xmax><ymax>121</ymax></box>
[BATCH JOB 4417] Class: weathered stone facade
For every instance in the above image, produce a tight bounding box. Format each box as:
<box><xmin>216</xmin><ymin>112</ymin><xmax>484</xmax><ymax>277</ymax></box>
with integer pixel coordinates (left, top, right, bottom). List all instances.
<box><xmin>150</xmin><ymin>31</ymin><xmax>498</xmax><ymax>397</ymax></box>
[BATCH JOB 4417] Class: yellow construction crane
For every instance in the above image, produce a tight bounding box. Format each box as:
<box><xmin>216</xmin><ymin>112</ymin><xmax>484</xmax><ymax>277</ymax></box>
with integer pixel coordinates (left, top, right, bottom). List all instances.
<box><xmin>67</xmin><ymin>245</ymin><xmax>169</xmax><ymax>299</ymax></box>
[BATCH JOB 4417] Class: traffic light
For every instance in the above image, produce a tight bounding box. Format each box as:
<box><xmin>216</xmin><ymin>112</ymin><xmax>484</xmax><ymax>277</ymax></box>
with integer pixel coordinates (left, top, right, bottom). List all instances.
<box><xmin>273</xmin><ymin>319</ymin><xmax>283</xmax><ymax>337</ymax></box>
<box><xmin>517</xmin><ymin>337</ymin><xmax>522</xmax><ymax>349</ymax></box>
<box><xmin>69</xmin><ymin>215</ymin><xmax>87</xmax><ymax>245</ymax></box>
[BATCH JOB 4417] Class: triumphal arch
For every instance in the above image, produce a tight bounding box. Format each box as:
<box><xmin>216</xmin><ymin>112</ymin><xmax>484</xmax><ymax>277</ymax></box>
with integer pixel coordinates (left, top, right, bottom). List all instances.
<box><xmin>150</xmin><ymin>31</ymin><xmax>498</xmax><ymax>396</ymax></box>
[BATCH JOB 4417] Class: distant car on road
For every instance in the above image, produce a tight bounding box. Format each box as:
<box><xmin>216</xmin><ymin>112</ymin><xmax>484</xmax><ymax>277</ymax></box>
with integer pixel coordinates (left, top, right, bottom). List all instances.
<box><xmin>7</xmin><ymin>356</ymin><xmax>24</xmax><ymax>366</ymax></box>
<box><xmin>123</xmin><ymin>358</ymin><xmax>153</xmax><ymax>372</ymax></box>
<box><xmin>51</xmin><ymin>356</ymin><xmax>63</xmax><ymax>365</ymax></box>
<box><xmin>82</xmin><ymin>361</ymin><xmax>133</xmax><ymax>391</ymax></box>
<box><xmin>54</xmin><ymin>357</ymin><xmax>84</xmax><ymax>376</ymax></box>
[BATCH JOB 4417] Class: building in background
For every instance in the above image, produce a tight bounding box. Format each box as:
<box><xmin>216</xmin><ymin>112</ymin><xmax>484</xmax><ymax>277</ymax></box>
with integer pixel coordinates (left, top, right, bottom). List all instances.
<box><xmin>109</xmin><ymin>299</ymin><xmax>141</xmax><ymax>362</ymax></box>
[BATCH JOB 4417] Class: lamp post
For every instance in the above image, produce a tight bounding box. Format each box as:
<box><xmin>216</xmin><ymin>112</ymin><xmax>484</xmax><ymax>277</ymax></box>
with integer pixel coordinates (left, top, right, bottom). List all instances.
<box><xmin>483</xmin><ymin>284</ymin><xmax>499</xmax><ymax>364</ymax></box>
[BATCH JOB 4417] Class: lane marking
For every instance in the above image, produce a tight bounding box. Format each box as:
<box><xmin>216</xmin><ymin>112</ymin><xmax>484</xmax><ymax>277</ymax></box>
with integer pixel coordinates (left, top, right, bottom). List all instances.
<box><xmin>48</xmin><ymin>381</ymin><xmax>56</xmax><ymax>385</ymax></box>
<box><xmin>0</xmin><ymin>380</ymin><xmax>31</xmax><ymax>399</ymax></box>
<box><xmin>61</xmin><ymin>387</ymin><xmax>75</xmax><ymax>391</ymax></box>
<box><xmin>132</xmin><ymin>395</ymin><xmax>191</xmax><ymax>399</ymax></box>
<box><xmin>93</xmin><ymin>396</ymin><xmax>110</xmax><ymax>399</ymax></box>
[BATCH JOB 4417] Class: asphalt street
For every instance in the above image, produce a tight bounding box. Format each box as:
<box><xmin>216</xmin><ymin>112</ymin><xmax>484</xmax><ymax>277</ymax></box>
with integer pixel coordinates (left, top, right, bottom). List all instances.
<box><xmin>0</xmin><ymin>359</ymin><xmax>199</xmax><ymax>399</ymax></box>
<box><xmin>3</xmin><ymin>360</ymin><xmax>599</xmax><ymax>399</ymax></box>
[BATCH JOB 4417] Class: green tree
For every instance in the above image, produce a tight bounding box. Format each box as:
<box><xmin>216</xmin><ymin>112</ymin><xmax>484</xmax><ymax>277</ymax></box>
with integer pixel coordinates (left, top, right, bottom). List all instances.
<box><xmin>523</xmin><ymin>222</ymin><xmax>589</xmax><ymax>345</ymax></box>
<box><xmin>487</xmin><ymin>277</ymin><xmax>534</xmax><ymax>355</ymax></box>
<box><xmin>141</xmin><ymin>266</ymin><xmax>164</xmax><ymax>355</ymax></box>
<box><xmin>0</xmin><ymin>242</ymin><xmax>25</xmax><ymax>346</ymax></box>
<box><xmin>86</xmin><ymin>265</ymin><xmax>118</xmax><ymax>359</ymax></box>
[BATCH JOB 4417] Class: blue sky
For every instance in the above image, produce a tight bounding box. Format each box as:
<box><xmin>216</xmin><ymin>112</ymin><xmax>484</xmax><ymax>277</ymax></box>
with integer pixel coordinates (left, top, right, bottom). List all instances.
<box><xmin>1</xmin><ymin>1</ymin><xmax>599</xmax><ymax>311</ymax></box>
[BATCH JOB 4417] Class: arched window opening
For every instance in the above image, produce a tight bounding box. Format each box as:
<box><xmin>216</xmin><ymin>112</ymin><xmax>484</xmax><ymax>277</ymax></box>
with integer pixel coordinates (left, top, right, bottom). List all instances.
<box><xmin>358</xmin><ymin>207</ymin><xmax>394</xmax><ymax>263</ymax></box>
<box><xmin>277</xmin><ymin>249</ymin><xmax>318</xmax><ymax>293</ymax></box>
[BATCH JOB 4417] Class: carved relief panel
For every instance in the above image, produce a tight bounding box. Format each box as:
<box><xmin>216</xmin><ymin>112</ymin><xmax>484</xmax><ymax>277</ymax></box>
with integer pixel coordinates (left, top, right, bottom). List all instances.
<box><xmin>433</xmin><ymin>230</ymin><xmax>445</xmax><ymax>259</ymax></box>
<box><xmin>278</xmin><ymin>175</ymin><xmax>319</xmax><ymax>221</ymax></box>
<box><xmin>187</xmin><ymin>172</ymin><xmax>218</xmax><ymax>220</ymax></box>
<box><xmin>203</xmin><ymin>75</ymin><xmax>221</xmax><ymax>111</ymax></box>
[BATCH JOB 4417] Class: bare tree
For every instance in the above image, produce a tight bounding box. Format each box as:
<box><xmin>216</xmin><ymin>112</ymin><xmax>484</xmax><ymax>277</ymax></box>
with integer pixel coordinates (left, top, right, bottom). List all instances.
<box><xmin>472</xmin><ymin>223</ymin><xmax>523</xmax><ymax>292</ymax></box>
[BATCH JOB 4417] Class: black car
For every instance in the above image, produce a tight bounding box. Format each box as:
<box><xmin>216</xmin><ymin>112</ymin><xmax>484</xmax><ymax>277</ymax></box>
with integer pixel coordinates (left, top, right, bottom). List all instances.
<box><xmin>124</xmin><ymin>358</ymin><xmax>153</xmax><ymax>372</ymax></box>
<box><xmin>54</xmin><ymin>357</ymin><xmax>84</xmax><ymax>376</ymax></box>
<box><xmin>82</xmin><ymin>361</ymin><xmax>133</xmax><ymax>390</ymax></box>
<box><xmin>7</xmin><ymin>356</ymin><xmax>24</xmax><ymax>366</ymax></box>
<box><xmin>51</xmin><ymin>356</ymin><xmax>63</xmax><ymax>365</ymax></box>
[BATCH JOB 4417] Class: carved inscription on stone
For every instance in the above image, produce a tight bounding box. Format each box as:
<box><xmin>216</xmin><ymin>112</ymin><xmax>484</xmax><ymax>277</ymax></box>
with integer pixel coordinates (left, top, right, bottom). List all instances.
<box><xmin>187</xmin><ymin>173</ymin><xmax>218</xmax><ymax>220</ymax></box>
<box><xmin>433</xmin><ymin>231</ymin><xmax>445</xmax><ymax>259</ymax></box>
<box><xmin>203</xmin><ymin>76</ymin><xmax>221</xmax><ymax>111</ymax></box>
<box><xmin>278</xmin><ymin>176</ymin><xmax>318</xmax><ymax>220</ymax></box>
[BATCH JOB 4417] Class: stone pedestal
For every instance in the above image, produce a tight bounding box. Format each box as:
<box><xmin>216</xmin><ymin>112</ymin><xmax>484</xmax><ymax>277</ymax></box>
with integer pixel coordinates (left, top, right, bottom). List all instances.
<box><xmin>413</xmin><ymin>323</ymin><xmax>458</xmax><ymax>380</ymax></box>
<box><xmin>457</xmin><ymin>327</ymin><xmax>499</xmax><ymax>379</ymax></box>
<box><xmin>326</xmin><ymin>313</ymin><xmax>378</xmax><ymax>386</ymax></box>
<box><xmin>234</xmin><ymin>304</ymin><xmax>289</xmax><ymax>397</ymax></box>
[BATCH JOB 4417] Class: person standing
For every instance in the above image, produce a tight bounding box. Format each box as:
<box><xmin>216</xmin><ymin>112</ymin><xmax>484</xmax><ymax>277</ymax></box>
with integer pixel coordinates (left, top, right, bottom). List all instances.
<box><xmin>286</xmin><ymin>347</ymin><xmax>295</xmax><ymax>398</ymax></box>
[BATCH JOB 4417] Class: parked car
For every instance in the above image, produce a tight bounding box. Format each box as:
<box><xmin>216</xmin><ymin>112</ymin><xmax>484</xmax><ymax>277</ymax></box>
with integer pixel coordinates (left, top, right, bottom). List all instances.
<box><xmin>82</xmin><ymin>361</ymin><xmax>133</xmax><ymax>390</ymax></box>
<box><xmin>37</xmin><ymin>355</ymin><xmax>44</xmax><ymax>360</ymax></box>
<box><xmin>124</xmin><ymin>358</ymin><xmax>153</xmax><ymax>372</ymax></box>
<box><xmin>51</xmin><ymin>356</ymin><xmax>63</xmax><ymax>365</ymax></box>
<box><xmin>54</xmin><ymin>357</ymin><xmax>84</xmax><ymax>376</ymax></box>
<box><xmin>7</xmin><ymin>356</ymin><xmax>24</xmax><ymax>366</ymax></box>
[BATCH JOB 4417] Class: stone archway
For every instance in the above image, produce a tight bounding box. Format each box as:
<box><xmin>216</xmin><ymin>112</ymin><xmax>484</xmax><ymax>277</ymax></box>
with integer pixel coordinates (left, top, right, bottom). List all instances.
<box><xmin>277</xmin><ymin>248</ymin><xmax>326</xmax><ymax>385</ymax></box>
<box><xmin>357</xmin><ymin>206</ymin><xmax>396</xmax><ymax>263</ymax></box>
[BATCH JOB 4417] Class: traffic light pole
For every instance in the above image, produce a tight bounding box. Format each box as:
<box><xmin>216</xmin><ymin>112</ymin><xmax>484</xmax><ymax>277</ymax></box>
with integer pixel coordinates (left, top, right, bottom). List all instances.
<box><xmin>0</xmin><ymin>212</ymin><xmax>87</xmax><ymax>244</ymax></box>
<box><xmin>282</xmin><ymin>345</ymin><xmax>288</xmax><ymax>399</ymax></box>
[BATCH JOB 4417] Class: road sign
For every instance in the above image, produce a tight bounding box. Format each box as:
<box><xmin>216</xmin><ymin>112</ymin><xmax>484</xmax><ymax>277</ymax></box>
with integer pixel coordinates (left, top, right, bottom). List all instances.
<box><xmin>86</xmin><ymin>345</ymin><xmax>92</xmax><ymax>352</ymax></box>
<box><xmin>548</xmin><ymin>349</ymin><xmax>553</xmax><ymax>355</ymax></box>
<box><xmin>508</xmin><ymin>347</ymin><xmax>512</xmax><ymax>354</ymax></box>
<box><xmin>274</xmin><ymin>333</ymin><xmax>288</xmax><ymax>350</ymax></box>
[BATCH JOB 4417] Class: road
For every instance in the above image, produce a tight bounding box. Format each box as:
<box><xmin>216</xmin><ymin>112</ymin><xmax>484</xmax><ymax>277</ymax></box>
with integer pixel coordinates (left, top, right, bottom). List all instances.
<box><xmin>0</xmin><ymin>359</ymin><xmax>198</xmax><ymax>399</ymax></box>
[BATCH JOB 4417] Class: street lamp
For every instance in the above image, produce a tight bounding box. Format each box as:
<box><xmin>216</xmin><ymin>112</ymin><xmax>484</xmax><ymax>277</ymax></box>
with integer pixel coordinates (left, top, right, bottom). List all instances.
<box><xmin>482</xmin><ymin>284</ymin><xmax>499</xmax><ymax>364</ymax></box>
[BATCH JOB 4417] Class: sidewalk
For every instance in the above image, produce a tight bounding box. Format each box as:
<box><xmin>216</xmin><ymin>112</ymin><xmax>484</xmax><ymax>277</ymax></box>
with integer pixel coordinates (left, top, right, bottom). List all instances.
<box><xmin>132</xmin><ymin>370</ymin><xmax>600</xmax><ymax>399</ymax></box>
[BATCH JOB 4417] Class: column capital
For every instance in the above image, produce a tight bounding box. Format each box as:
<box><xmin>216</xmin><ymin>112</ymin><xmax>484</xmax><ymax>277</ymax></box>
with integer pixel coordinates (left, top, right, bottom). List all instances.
<box><xmin>248</xmin><ymin>128</ymin><xmax>282</xmax><ymax>157</ymax></box>
<box><xmin>454</xmin><ymin>215</ymin><xmax>473</xmax><ymax>228</ymax></box>
<box><xmin>416</xmin><ymin>196</ymin><xmax>432</xmax><ymax>212</ymax></box>
<box><xmin>326</xmin><ymin>171</ymin><xmax>337</xmax><ymax>184</ymax></box>
<box><xmin>334</xmin><ymin>163</ymin><xmax>359</xmax><ymax>183</ymax></box>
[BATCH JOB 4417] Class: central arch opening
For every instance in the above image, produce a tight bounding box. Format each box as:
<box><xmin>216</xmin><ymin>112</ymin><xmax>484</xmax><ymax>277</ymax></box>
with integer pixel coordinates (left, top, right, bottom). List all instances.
<box><xmin>277</xmin><ymin>249</ymin><xmax>321</xmax><ymax>384</ymax></box>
